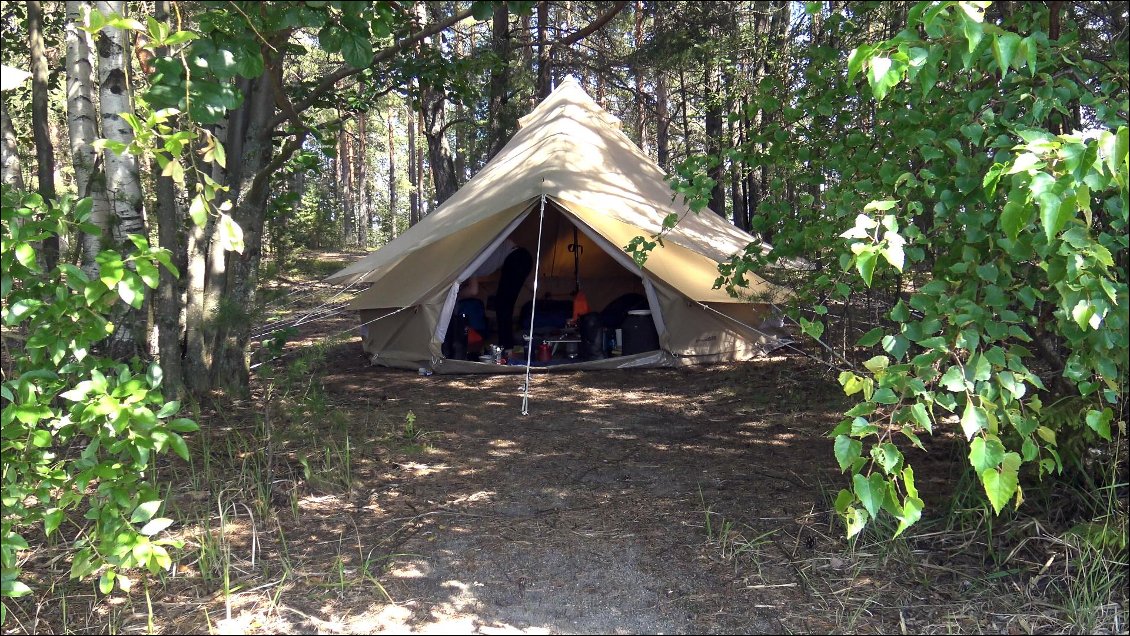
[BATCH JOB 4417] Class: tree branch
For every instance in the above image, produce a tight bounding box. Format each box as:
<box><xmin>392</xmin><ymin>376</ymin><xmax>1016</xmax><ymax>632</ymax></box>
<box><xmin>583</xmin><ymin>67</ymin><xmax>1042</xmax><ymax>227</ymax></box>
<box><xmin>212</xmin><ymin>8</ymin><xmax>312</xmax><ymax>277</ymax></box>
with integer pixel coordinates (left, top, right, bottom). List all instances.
<box><xmin>269</xmin><ymin>6</ymin><xmax>476</xmax><ymax>130</ymax></box>
<box><xmin>549</xmin><ymin>1</ymin><xmax>630</xmax><ymax>55</ymax></box>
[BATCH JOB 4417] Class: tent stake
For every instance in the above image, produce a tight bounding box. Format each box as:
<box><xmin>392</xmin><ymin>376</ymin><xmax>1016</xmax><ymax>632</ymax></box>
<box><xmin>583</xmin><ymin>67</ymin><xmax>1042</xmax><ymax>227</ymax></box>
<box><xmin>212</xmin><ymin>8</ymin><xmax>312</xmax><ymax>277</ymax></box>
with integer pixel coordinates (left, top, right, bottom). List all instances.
<box><xmin>522</xmin><ymin>193</ymin><xmax>548</xmax><ymax>416</ymax></box>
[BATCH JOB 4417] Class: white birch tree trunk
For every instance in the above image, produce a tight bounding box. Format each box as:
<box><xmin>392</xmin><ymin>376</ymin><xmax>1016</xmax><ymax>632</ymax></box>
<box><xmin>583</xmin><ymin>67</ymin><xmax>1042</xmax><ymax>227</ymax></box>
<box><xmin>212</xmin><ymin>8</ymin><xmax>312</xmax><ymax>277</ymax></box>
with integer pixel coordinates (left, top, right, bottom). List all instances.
<box><xmin>66</xmin><ymin>0</ymin><xmax>111</xmax><ymax>275</ymax></box>
<box><xmin>94</xmin><ymin>0</ymin><xmax>146</xmax><ymax>247</ymax></box>
<box><xmin>1</xmin><ymin>99</ymin><xmax>23</xmax><ymax>189</ymax></box>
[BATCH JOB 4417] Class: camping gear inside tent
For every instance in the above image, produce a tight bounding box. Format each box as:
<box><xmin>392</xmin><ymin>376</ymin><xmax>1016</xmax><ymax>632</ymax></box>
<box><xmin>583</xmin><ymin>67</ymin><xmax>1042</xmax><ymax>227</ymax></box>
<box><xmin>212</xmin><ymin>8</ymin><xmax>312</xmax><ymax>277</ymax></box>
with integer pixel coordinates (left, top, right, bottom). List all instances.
<box><xmin>325</xmin><ymin>77</ymin><xmax>792</xmax><ymax>373</ymax></box>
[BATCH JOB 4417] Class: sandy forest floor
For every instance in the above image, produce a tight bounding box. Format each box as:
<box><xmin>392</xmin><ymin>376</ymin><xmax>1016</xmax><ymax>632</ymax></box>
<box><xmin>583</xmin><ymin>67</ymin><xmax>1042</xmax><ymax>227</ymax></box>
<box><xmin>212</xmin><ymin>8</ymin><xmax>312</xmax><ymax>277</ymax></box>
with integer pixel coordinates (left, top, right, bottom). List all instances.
<box><xmin>8</xmin><ymin>252</ymin><xmax>1126</xmax><ymax>635</ymax></box>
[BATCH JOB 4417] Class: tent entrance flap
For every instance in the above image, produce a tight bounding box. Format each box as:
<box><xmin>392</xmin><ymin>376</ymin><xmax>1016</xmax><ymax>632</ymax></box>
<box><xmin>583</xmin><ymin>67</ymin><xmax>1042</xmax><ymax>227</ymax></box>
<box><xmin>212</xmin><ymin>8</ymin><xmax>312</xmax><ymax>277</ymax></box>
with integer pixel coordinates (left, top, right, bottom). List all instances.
<box><xmin>433</xmin><ymin>207</ymin><xmax>535</xmax><ymax>345</ymax></box>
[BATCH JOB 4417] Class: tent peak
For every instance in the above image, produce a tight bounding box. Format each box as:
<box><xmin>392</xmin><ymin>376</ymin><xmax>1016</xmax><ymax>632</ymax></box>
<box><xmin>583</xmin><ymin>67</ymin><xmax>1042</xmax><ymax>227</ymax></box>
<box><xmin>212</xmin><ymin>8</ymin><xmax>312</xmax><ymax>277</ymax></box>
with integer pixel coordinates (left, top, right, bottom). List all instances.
<box><xmin>519</xmin><ymin>76</ymin><xmax>621</xmax><ymax>131</ymax></box>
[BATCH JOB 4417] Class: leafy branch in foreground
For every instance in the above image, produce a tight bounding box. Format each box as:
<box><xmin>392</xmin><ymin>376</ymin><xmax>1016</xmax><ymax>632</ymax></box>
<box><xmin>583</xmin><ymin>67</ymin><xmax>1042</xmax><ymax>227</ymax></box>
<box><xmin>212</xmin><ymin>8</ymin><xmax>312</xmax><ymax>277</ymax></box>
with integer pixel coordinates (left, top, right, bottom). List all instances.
<box><xmin>1</xmin><ymin>188</ymin><xmax>198</xmax><ymax>621</ymax></box>
<box><xmin>703</xmin><ymin>1</ymin><xmax>1126</xmax><ymax>538</ymax></box>
<box><xmin>830</xmin><ymin>1</ymin><xmax>1127</xmax><ymax>537</ymax></box>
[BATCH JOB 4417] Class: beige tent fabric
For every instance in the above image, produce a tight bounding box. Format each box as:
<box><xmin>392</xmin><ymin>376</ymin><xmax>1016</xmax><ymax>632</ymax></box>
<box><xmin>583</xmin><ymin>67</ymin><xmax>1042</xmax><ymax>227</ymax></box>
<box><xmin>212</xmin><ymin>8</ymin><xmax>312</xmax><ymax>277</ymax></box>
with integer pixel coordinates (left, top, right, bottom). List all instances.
<box><xmin>558</xmin><ymin>197</ymin><xmax>791</xmax><ymax>304</ymax></box>
<box><xmin>329</xmin><ymin>77</ymin><xmax>793</xmax><ymax>372</ymax></box>
<box><xmin>328</xmin><ymin>76</ymin><xmax>776</xmax><ymax>291</ymax></box>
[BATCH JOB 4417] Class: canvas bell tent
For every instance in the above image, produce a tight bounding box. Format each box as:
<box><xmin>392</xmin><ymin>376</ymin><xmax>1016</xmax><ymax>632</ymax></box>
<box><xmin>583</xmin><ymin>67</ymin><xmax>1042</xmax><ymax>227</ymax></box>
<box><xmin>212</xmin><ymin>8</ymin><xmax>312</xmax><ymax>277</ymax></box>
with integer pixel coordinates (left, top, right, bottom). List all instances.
<box><xmin>325</xmin><ymin>77</ymin><xmax>792</xmax><ymax>373</ymax></box>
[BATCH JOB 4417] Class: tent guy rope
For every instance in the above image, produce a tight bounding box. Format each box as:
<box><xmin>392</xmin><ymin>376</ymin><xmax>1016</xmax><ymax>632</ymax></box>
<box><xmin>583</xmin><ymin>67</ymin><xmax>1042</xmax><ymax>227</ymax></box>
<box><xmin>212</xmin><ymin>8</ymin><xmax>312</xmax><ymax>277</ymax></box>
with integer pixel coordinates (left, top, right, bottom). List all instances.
<box><xmin>521</xmin><ymin>193</ymin><xmax>548</xmax><ymax>416</ymax></box>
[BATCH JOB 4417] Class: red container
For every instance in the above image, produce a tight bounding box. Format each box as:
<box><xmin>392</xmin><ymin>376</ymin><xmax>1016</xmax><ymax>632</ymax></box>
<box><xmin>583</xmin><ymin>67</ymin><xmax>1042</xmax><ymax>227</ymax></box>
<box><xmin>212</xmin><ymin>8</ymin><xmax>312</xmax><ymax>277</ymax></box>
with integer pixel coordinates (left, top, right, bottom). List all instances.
<box><xmin>536</xmin><ymin>342</ymin><xmax>552</xmax><ymax>362</ymax></box>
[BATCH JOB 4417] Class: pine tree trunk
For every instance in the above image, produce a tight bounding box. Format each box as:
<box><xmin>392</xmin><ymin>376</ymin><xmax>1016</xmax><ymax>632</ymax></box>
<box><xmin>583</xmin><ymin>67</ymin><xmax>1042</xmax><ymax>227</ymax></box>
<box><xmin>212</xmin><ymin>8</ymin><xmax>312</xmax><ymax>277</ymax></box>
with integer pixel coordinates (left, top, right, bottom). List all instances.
<box><xmin>95</xmin><ymin>0</ymin><xmax>146</xmax><ymax>247</ymax></box>
<box><xmin>420</xmin><ymin>87</ymin><xmax>458</xmax><ymax>205</ymax></box>
<box><xmin>487</xmin><ymin>3</ymin><xmax>511</xmax><ymax>161</ymax></box>
<box><xmin>66</xmin><ymin>0</ymin><xmax>111</xmax><ymax>276</ymax></box>
<box><xmin>29</xmin><ymin>0</ymin><xmax>59</xmax><ymax>269</ymax></box>
<box><xmin>704</xmin><ymin>63</ymin><xmax>725</xmax><ymax>217</ymax></box>
<box><xmin>387</xmin><ymin>109</ymin><xmax>398</xmax><ymax>239</ymax></box>
<box><xmin>337</xmin><ymin>127</ymin><xmax>352</xmax><ymax>246</ymax></box>
<box><xmin>407</xmin><ymin>105</ymin><xmax>419</xmax><ymax>227</ymax></box>
<box><xmin>1</xmin><ymin>99</ymin><xmax>24</xmax><ymax>190</ymax></box>
<box><xmin>417</xmin><ymin>113</ymin><xmax>427</xmax><ymax>216</ymax></box>
<box><xmin>633</xmin><ymin>0</ymin><xmax>647</xmax><ymax>153</ymax></box>
<box><xmin>656</xmin><ymin>69</ymin><xmax>669</xmax><ymax>171</ymax></box>
<box><xmin>356</xmin><ymin>113</ymin><xmax>368</xmax><ymax>248</ymax></box>
<box><xmin>536</xmin><ymin>1</ymin><xmax>550</xmax><ymax>99</ymax></box>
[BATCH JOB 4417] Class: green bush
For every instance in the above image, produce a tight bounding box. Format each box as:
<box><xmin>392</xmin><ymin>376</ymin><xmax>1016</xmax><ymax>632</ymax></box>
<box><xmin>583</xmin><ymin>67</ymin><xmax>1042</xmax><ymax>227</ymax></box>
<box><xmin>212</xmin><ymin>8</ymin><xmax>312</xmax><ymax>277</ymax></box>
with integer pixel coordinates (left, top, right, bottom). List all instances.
<box><xmin>1</xmin><ymin>187</ymin><xmax>197</xmax><ymax>621</ymax></box>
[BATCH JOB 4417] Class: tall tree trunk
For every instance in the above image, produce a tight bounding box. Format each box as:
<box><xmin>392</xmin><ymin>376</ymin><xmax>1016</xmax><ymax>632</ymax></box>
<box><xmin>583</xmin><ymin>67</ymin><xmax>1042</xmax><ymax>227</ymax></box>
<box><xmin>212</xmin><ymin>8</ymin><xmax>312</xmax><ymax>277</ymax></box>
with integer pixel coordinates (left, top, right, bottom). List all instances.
<box><xmin>95</xmin><ymin>0</ymin><xmax>146</xmax><ymax>247</ymax></box>
<box><xmin>407</xmin><ymin>105</ymin><xmax>419</xmax><ymax>227</ymax></box>
<box><xmin>704</xmin><ymin>62</ymin><xmax>725</xmax><ymax>217</ymax></box>
<box><xmin>185</xmin><ymin>116</ymin><xmax>228</xmax><ymax>392</ymax></box>
<box><xmin>211</xmin><ymin>58</ymin><xmax>300</xmax><ymax>392</ymax></box>
<box><xmin>386</xmin><ymin>108</ymin><xmax>398</xmax><ymax>239</ymax></box>
<box><xmin>633</xmin><ymin>0</ymin><xmax>647</xmax><ymax>153</ymax></box>
<box><xmin>416</xmin><ymin>2</ymin><xmax>457</xmax><ymax>205</ymax></box>
<box><xmin>417</xmin><ymin>113</ymin><xmax>427</xmax><ymax>216</ymax></box>
<box><xmin>29</xmin><ymin>0</ymin><xmax>59</xmax><ymax>269</ymax></box>
<box><xmin>536</xmin><ymin>1</ymin><xmax>550</xmax><ymax>99</ymax></box>
<box><xmin>96</xmin><ymin>0</ymin><xmax>148</xmax><ymax>357</ymax></box>
<box><xmin>487</xmin><ymin>3</ymin><xmax>511</xmax><ymax>161</ymax></box>
<box><xmin>729</xmin><ymin>112</ymin><xmax>746</xmax><ymax>230</ymax></box>
<box><xmin>655</xmin><ymin>69</ymin><xmax>669</xmax><ymax>170</ymax></box>
<box><xmin>420</xmin><ymin>87</ymin><xmax>458</xmax><ymax>205</ymax></box>
<box><xmin>152</xmin><ymin>0</ymin><xmax>185</xmax><ymax>397</ymax></box>
<box><xmin>356</xmin><ymin>112</ymin><xmax>368</xmax><ymax>248</ymax></box>
<box><xmin>339</xmin><ymin>125</ymin><xmax>354</xmax><ymax>246</ymax></box>
<box><xmin>677</xmin><ymin>65</ymin><xmax>691</xmax><ymax>164</ymax></box>
<box><xmin>66</xmin><ymin>0</ymin><xmax>111</xmax><ymax>276</ymax></box>
<box><xmin>1</xmin><ymin>99</ymin><xmax>24</xmax><ymax>190</ymax></box>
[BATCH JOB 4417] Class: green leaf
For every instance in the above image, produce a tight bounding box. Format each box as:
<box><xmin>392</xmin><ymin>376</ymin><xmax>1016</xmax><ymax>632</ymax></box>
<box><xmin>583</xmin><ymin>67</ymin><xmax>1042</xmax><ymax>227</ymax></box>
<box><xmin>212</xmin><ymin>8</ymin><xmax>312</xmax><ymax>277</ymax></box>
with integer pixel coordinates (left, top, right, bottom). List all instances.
<box><xmin>218</xmin><ymin>213</ymin><xmax>244</xmax><ymax>253</ymax></box>
<box><xmin>156</xmin><ymin>400</ymin><xmax>180</xmax><ymax>418</ymax></box>
<box><xmin>135</xmin><ymin>259</ymin><xmax>160</xmax><ymax>288</ymax></box>
<box><xmin>96</xmin><ymin>252</ymin><xmax>125</xmax><ymax>288</ymax></box>
<box><xmin>118</xmin><ymin>275</ymin><xmax>145</xmax><ymax>309</ymax></box>
<box><xmin>872</xmin><ymin>387</ymin><xmax>899</xmax><ymax>404</ymax></box>
<box><xmin>1000</xmin><ymin>198</ymin><xmax>1029</xmax><ymax>240</ymax></box>
<box><xmin>845</xmin><ymin>506</ymin><xmax>868</xmax><ymax>539</ymax></box>
<box><xmin>130</xmin><ymin>500</ymin><xmax>162</xmax><ymax>524</ymax></box>
<box><xmin>167</xmin><ymin>432</ymin><xmax>190</xmax><ymax>461</ymax></box>
<box><xmin>2</xmin><ymin>579</ymin><xmax>33</xmax><ymax>598</ymax></box>
<box><xmin>140</xmin><ymin>518</ymin><xmax>174</xmax><ymax>536</ymax></box>
<box><xmin>99</xmin><ymin>570</ymin><xmax>116</xmax><ymax>595</ymax></box>
<box><xmin>15</xmin><ymin>242</ymin><xmax>37</xmax><ymax>268</ymax></box>
<box><xmin>340</xmin><ymin>30</ymin><xmax>374</xmax><ymax>68</ymax></box>
<box><xmin>961</xmin><ymin>399</ymin><xmax>988</xmax><ymax>440</ymax></box>
<box><xmin>44</xmin><ymin>508</ymin><xmax>65</xmax><ymax>537</ymax></box>
<box><xmin>877</xmin><ymin>442</ymin><xmax>903</xmax><ymax>474</ymax></box>
<box><xmin>981</xmin><ymin>453</ymin><xmax>1021</xmax><ymax>514</ymax></box>
<box><xmin>961</xmin><ymin>12</ymin><xmax>983</xmax><ymax>54</ymax></box>
<box><xmin>847</xmin><ymin>46</ymin><xmax>871</xmax><ymax>83</ymax></box>
<box><xmin>940</xmin><ymin>366</ymin><xmax>967</xmax><ymax>392</ymax></box>
<box><xmin>853</xmin><ymin>472</ymin><xmax>888</xmax><ymax>520</ymax></box>
<box><xmin>168</xmin><ymin>418</ymin><xmax>199</xmax><ymax>433</ymax></box>
<box><xmin>31</xmin><ymin>429</ymin><xmax>52</xmax><ymax>448</ymax></box>
<box><xmin>992</xmin><ymin>32</ymin><xmax>1021</xmax><ymax>73</ymax></box>
<box><xmin>909</xmin><ymin>403</ymin><xmax>932</xmax><ymax>432</ymax></box>
<box><xmin>867</xmin><ymin>56</ymin><xmax>902</xmax><ymax>101</ymax></box>
<box><xmin>1085</xmin><ymin>409</ymin><xmax>1113</xmax><ymax>441</ymax></box>
<box><xmin>863</xmin><ymin>355</ymin><xmax>889</xmax><ymax>373</ymax></box>
<box><xmin>969</xmin><ymin>436</ymin><xmax>1006</xmax><ymax>472</ymax></box>
<box><xmin>894</xmin><ymin>496</ymin><xmax>924</xmax><ymax>538</ymax></box>
<box><xmin>1037</xmin><ymin>189</ymin><xmax>1071</xmax><ymax>242</ymax></box>
<box><xmin>855</xmin><ymin>250</ymin><xmax>877</xmax><ymax>287</ymax></box>
<box><xmin>857</xmin><ymin>328</ymin><xmax>884</xmax><ymax>347</ymax></box>
<box><xmin>471</xmin><ymin>1</ymin><xmax>495</xmax><ymax>21</ymax></box>
<box><xmin>834</xmin><ymin>435</ymin><xmax>863</xmax><ymax>472</ymax></box>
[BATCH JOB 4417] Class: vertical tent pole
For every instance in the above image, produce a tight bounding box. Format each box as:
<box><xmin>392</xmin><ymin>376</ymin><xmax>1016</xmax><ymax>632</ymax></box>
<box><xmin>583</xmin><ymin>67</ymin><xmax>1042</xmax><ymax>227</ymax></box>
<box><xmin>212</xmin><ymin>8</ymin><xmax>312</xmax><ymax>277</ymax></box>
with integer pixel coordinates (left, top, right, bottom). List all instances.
<box><xmin>522</xmin><ymin>193</ymin><xmax>548</xmax><ymax>416</ymax></box>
